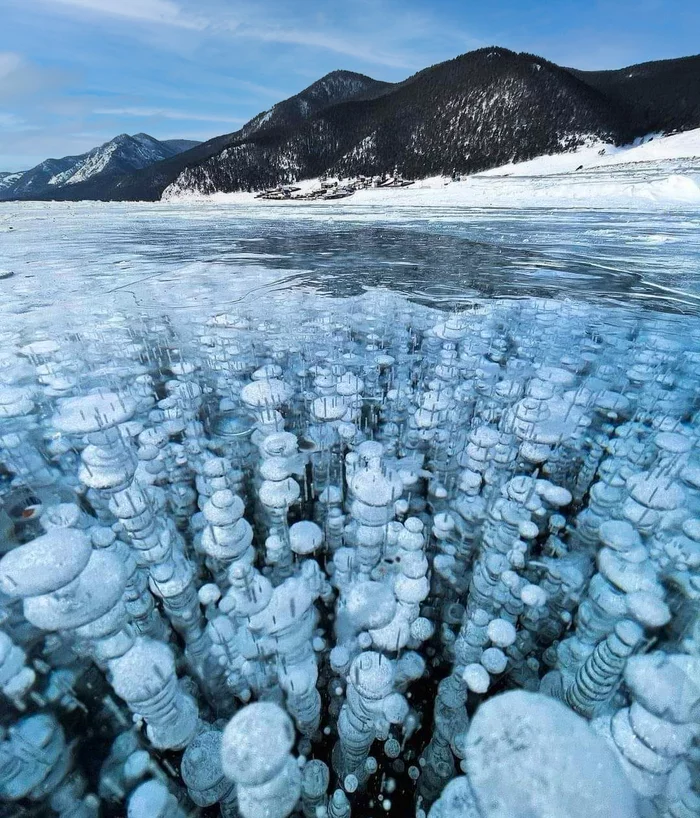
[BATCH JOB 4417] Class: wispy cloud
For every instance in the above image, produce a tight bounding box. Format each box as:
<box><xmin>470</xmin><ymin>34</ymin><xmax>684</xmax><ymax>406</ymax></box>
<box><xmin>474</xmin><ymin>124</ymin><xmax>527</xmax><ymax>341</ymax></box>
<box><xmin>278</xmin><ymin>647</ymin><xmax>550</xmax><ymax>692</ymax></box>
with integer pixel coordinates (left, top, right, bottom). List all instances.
<box><xmin>39</xmin><ymin>0</ymin><xmax>208</xmax><ymax>29</ymax></box>
<box><xmin>228</xmin><ymin>78</ymin><xmax>289</xmax><ymax>99</ymax></box>
<box><xmin>95</xmin><ymin>106</ymin><xmax>245</xmax><ymax>123</ymax></box>
<box><xmin>240</xmin><ymin>25</ymin><xmax>418</xmax><ymax>69</ymax></box>
<box><xmin>0</xmin><ymin>51</ymin><xmax>75</xmax><ymax>101</ymax></box>
<box><xmin>0</xmin><ymin>112</ymin><xmax>27</xmax><ymax>129</ymax></box>
<box><xmin>0</xmin><ymin>53</ymin><xmax>24</xmax><ymax>80</ymax></box>
<box><xmin>26</xmin><ymin>1</ymin><xmax>457</xmax><ymax>71</ymax></box>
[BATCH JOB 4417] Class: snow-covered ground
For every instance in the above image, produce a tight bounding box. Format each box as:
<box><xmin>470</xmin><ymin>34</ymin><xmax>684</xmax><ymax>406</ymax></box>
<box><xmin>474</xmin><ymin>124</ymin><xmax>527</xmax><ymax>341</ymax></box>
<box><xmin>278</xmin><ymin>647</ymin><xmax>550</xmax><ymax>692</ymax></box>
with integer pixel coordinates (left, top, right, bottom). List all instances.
<box><xmin>183</xmin><ymin>128</ymin><xmax>700</xmax><ymax>209</ymax></box>
<box><xmin>477</xmin><ymin>129</ymin><xmax>700</xmax><ymax>176</ymax></box>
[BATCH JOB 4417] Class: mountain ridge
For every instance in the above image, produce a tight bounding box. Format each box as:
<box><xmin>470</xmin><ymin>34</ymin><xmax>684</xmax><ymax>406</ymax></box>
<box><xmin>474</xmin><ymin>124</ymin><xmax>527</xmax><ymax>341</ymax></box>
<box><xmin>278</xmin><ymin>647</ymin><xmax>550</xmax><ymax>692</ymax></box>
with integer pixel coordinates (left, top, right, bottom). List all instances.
<box><xmin>3</xmin><ymin>49</ymin><xmax>699</xmax><ymax>202</ymax></box>
<box><xmin>0</xmin><ymin>133</ymin><xmax>200</xmax><ymax>200</ymax></box>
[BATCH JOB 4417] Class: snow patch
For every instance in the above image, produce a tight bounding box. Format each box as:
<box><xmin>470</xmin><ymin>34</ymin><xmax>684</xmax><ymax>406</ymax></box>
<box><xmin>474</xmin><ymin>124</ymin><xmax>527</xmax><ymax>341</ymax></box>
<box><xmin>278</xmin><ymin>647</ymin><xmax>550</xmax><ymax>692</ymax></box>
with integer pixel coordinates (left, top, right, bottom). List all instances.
<box><xmin>479</xmin><ymin>128</ymin><xmax>700</xmax><ymax>177</ymax></box>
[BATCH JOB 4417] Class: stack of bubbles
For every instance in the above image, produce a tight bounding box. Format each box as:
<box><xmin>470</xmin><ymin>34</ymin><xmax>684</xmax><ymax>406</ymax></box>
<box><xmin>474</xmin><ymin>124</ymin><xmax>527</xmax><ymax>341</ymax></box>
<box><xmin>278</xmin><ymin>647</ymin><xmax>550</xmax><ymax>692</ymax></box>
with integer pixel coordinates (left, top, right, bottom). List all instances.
<box><xmin>0</xmin><ymin>293</ymin><xmax>698</xmax><ymax>818</ymax></box>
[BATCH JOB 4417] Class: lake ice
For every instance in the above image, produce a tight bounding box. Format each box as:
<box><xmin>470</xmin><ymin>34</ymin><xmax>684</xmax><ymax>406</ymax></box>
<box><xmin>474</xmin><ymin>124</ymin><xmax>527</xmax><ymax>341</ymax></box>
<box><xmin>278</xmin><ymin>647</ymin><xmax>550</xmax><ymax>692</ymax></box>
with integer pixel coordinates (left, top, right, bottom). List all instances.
<box><xmin>0</xmin><ymin>197</ymin><xmax>698</xmax><ymax>818</ymax></box>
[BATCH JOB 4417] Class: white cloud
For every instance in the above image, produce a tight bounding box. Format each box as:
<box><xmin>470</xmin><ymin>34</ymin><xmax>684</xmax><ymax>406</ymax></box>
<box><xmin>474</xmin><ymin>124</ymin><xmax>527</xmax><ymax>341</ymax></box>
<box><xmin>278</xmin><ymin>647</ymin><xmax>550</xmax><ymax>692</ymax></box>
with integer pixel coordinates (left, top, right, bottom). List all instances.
<box><xmin>41</xmin><ymin>0</ymin><xmax>207</xmax><ymax>29</ymax></box>
<box><xmin>228</xmin><ymin>78</ymin><xmax>288</xmax><ymax>99</ymax></box>
<box><xmin>241</xmin><ymin>26</ymin><xmax>417</xmax><ymax>69</ymax></box>
<box><xmin>0</xmin><ymin>52</ymin><xmax>74</xmax><ymax>101</ymax></box>
<box><xmin>0</xmin><ymin>53</ymin><xmax>24</xmax><ymax>80</ymax></box>
<box><xmin>95</xmin><ymin>106</ymin><xmax>245</xmax><ymax>123</ymax></box>
<box><xmin>0</xmin><ymin>112</ymin><xmax>26</xmax><ymax>129</ymax></box>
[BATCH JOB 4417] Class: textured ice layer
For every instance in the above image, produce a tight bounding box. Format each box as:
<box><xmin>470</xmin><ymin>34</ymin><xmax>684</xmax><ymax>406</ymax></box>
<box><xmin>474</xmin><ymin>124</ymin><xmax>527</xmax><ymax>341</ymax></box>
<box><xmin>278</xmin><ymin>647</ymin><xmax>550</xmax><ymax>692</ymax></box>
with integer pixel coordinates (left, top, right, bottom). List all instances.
<box><xmin>0</xmin><ymin>286</ymin><xmax>698</xmax><ymax>818</ymax></box>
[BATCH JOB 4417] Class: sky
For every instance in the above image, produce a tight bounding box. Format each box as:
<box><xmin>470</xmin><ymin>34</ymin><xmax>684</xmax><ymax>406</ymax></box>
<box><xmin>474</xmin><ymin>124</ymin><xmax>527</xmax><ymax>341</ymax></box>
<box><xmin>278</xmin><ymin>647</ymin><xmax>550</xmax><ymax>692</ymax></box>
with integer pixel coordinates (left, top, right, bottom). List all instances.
<box><xmin>0</xmin><ymin>0</ymin><xmax>698</xmax><ymax>171</ymax></box>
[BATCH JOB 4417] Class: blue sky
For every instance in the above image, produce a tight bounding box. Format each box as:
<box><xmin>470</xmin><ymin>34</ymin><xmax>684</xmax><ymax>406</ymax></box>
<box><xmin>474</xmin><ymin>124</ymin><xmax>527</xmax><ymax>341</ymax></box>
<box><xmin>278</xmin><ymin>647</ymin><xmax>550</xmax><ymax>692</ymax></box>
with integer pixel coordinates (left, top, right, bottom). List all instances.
<box><xmin>0</xmin><ymin>0</ymin><xmax>698</xmax><ymax>170</ymax></box>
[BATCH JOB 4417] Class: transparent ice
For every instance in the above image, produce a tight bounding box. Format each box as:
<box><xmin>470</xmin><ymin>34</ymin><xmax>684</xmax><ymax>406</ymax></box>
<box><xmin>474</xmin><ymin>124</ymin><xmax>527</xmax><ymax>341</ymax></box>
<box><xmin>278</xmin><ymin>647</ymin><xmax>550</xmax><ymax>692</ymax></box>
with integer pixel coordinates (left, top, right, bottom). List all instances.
<box><xmin>0</xmin><ymin>201</ymin><xmax>698</xmax><ymax>818</ymax></box>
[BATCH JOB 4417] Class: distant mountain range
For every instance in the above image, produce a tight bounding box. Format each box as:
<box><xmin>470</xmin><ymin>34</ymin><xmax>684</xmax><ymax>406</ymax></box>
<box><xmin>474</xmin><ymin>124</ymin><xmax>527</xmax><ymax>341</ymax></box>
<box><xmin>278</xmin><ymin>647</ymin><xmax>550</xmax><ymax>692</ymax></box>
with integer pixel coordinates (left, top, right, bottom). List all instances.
<box><xmin>0</xmin><ymin>134</ymin><xmax>200</xmax><ymax>200</ymax></box>
<box><xmin>2</xmin><ymin>49</ymin><xmax>698</xmax><ymax>202</ymax></box>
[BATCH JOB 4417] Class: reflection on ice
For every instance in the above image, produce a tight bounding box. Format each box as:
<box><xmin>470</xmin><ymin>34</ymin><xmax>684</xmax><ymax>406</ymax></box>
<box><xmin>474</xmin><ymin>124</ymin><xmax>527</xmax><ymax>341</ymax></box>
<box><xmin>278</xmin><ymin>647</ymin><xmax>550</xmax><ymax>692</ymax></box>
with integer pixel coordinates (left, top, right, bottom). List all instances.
<box><xmin>2</xmin><ymin>203</ymin><xmax>700</xmax><ymax>331</ymax></box>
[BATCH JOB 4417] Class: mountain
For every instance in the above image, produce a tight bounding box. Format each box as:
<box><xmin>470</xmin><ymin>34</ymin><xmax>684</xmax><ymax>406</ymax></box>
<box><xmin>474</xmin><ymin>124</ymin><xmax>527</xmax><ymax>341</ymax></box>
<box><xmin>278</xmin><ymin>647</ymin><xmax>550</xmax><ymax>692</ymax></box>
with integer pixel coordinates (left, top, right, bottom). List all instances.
<box><xmin>161</xmin><ymin>139</ymin><xmax>203</xmax><ymax>153</ymax></box>
<box><xmin>0</xmin><ymin>171</ymin><xmax>24</xmax><ymax>194</ymax></box>
<box><xmin>162</xmin><ymin>49</ymin><xmax>636</xmax><ymax>198</ymax></box>
<box><xmin>24</xmin><ymin>70</ymin><xmax>391</xmax><ymax>202</ymax></box>
<box><xmin>4</xmin><ymin>50</ymin><xmax>699</xmax><ymax>201</ymax></box>
<box><xmin>571</xmin><ymin>54</ymin><xmax>700</xmax><ymax>135</ymax></box>
<box><xmin>237</xmin><ymin>70</ymin><xmax>394</xmax><ymax>140</ymax></box>
<box><xmin>0</xmin><ymin>134</ymin><xmax>200</xmax><ymax>201</ymax></box>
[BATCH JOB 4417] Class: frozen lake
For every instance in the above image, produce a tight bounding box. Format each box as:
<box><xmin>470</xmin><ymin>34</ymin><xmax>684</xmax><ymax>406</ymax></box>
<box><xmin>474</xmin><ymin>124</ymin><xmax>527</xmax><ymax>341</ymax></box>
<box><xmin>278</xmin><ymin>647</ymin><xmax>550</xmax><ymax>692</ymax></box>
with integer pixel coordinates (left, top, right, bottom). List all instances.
<box><xmin>1</xmin><ymin>201</ymin><xmax>700</xmax><ymax>333</ymax></box>
<box><xmin>1</xmin><ymin>199</ymin><xmax>699</xmax><ymax>818</ymax></box>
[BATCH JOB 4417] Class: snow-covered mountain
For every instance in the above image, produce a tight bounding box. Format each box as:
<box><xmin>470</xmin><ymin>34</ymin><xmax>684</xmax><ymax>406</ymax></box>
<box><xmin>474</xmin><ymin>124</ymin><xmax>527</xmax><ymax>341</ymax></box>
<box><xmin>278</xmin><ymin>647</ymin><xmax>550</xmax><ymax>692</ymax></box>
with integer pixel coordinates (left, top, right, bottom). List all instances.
<box><xmin>9</xmin><ymin>71</ymin><xmax>393</xmax><ymax>202</ymax></box>
<box><xmin>160</xmin><ymin>50</ymin><xmax>700</xmax><ymax>201</ymax></box>
<box><xmin>0</xmin><ymin>171</ymin><xmax>24</xmax><ymax>193</ymax></box>
<box><xmin>4</xmin><ymin>49</ymin><xmax>699</xmax><ymax>202</ymax></box>
<box><xmin>0</xmin><ymin>134</ymin><xmax>200</xmax><ymax>200</ymax></box>
<box><xmin>239</xmin><ymin>70</ymin><xmax>393</xmax><ymax>139</ymax></box>
<box><xmin>161</xmin><ymin>49</ymin><xmax>641</xmax><ymax>199</ymax></box>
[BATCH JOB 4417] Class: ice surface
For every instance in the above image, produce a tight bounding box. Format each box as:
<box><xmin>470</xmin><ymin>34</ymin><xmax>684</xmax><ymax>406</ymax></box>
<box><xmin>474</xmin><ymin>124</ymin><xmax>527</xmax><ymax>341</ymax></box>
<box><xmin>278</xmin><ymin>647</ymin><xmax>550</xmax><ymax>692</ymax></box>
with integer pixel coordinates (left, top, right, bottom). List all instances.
<box><xmin>0</xmin><ymin>183</ymin><xmax>699</xmax><ymax>818</ymax></box>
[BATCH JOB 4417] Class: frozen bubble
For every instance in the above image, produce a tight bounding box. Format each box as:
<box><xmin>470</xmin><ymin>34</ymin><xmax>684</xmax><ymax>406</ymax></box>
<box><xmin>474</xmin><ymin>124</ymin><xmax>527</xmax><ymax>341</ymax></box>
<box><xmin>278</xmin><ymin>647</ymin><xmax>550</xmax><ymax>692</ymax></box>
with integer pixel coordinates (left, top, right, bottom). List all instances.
<box><xmin>336</xmin><ymin>373</ymin><xmax>364</xmax><ymax>396</ymax></box>
<box><xmin>518</xmin><ymin>520</ymin><xmax>539</xmax><ymax>540</ymax></box>
<box><xmin>410</xmin><ymin>617</ymin><xmax>435</xmax><ymax>641</ymax></box>
<box><xmin>463</xmin><ymin>663</ymin><xmax>490</xmax><ymax>693</ymax></box>
<box><xmin>540</xmin><ymin>485</ymin><xmax>572</xmax><ymax>507</ymax></box>
<box><xmin>330</xmin><ymin>645</ymin><xmax>351</xmax><ymax>672</ymax></box>
<box><xmin>481</xmin><ymin>647</ymin><xmax>508</xmax><ymax>675</ymax></box>
<box><xmin>53</xmin><ymin>392</ymin><xmax>136</xmax><ymax>434</ymax></box>
<box><xmin>312</xmin><ymin>396</ymin><xmax>347</xmax><ymax>421</ymax></box>
<box><xmin>20</xmin><ymin>338</ymin><xmax>60</xmax><ymax>357</ymax></box>
<box><xmin>302</xmin><ymin>759</ymin><xmax>329</xmax><ymax>796</ymax></box>
<box><xmin>463</xmin><ymin>691</ymin><xmax>638</xmax><ymax>818</ymax></box>
<box><xmin>241</xmin><ymin>379</ymin><xmax>293</xmax><ymax>408</ymax></box>
<box><xmin>682</xmin><ymin>517</ymin><xmax>700</xmax><ymax>541</ymax></box>
<box><xmin>655</xmin><ymin>431</ymin><xmax>692</xmax><ymax>454</ymax></box>
<box><xmin>221</xmin><ymin>703</ymin><xmax>295</xmax><ymax>786</ymax></box>
<box><xmin>358</xmin><ymin>632</ymin><xmax>373</xmax><ymax>649</ymax></box>
<box><xmin>384</xmin><ymin>738</ymin><xmax>401</xmax><ymax>759</ymax></box>
<box><xmin>397</xmin><ymin>651</ymin><xmax>426</xmax><ymax>681</ymax></box>
<box><xmin>625</xmin><ymin>591</ymin><xmax>671</xmax><ymax>628</ymax></box>
<box><xmin>127</xmin><ymin>780</ymin><xmax>175</xmax><ymax>818</ymax></box>
<box><xmin>124</xmin><ymin>750</ymin><xmax>150</xmax><ymax>780</ymax></box>
<box><xmin>345</xmin><ymin>581</ymin><xmax>397</xmax><ymax>630</ymax></box>
<box><xmin>598</xmin><ymin>520</ymin><xmax>641</xmax><ymax>552</ymax></box>
<box><xmin>252</xmin><ymin>364</ymin><xmax>283</xmax><ymax>380</ymax></box>
<box><xmin>198</xmin><ymin>583</ymin><xmax>221</xmax><ymax>606</ymax></box>
<box><xmin>0</xmin><ymin>528</ymin><xmax>92</xmax><ymax>597</ymax></box>
<box><xmin>0</xmin><ymin>385</ymin><xmax>33</xmax><ymax>418</ymax></box>
<box><xmin>487</xmin><ymin>618</ymin><xmax>517</xmax><ymax>648</ymax></box>
<box><xmin>521</xmin><ymin>584</ymin><xmax>547</xmax><ymax>607</ymax></box>
<box><xmin>25</xmin><ymin>549</ymin><xmax>126</xmax><ymax>631</ymax></box>
<box><xmin>349</xmin><ymin>652</ymin><xmax>395</xmax><ymax>699</ymax></box>
<box><xmin>383</xmin><ymin>693</ymin><xmax>409</xmax><ymax>724</ymax></box>
<box><xmin>289</xmin><ymin>520</ymin><xmax>324</xmax><ymax>555</ymax></box>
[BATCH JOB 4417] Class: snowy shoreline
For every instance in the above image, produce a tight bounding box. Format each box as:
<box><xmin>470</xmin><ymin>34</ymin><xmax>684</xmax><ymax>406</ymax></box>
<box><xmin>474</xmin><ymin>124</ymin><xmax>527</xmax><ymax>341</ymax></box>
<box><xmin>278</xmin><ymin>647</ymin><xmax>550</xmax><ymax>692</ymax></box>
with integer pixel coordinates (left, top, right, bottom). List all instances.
<box><xmin>163</xmin><ymin>128</ymin><xmax>700</xmax><ymax>210</ymax></box>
